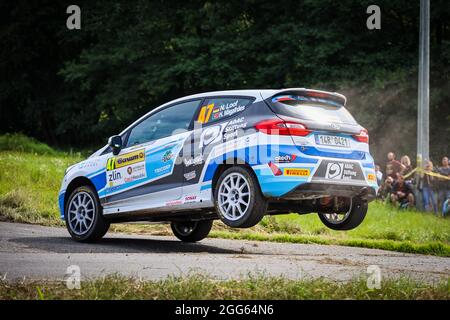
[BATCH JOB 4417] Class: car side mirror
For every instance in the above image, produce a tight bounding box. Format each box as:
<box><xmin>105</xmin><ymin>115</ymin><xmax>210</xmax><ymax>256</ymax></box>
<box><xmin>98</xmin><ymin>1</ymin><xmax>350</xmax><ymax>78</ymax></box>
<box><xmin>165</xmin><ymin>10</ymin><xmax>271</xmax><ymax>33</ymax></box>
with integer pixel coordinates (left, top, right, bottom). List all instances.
<box><xmin>108</xmin><ymin>135</ymin><xmax>122</xmax><ymax>155</ymax></box>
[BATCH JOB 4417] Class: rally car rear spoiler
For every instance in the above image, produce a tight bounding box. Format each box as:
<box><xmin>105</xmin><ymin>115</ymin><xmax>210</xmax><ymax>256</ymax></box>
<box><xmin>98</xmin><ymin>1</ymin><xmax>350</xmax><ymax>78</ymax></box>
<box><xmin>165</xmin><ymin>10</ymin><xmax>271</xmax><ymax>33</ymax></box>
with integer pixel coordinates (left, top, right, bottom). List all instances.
<box><xmin>263</xmin><ymin>88</ymin><xmax>347</xmax><ymax>107</ymax></box>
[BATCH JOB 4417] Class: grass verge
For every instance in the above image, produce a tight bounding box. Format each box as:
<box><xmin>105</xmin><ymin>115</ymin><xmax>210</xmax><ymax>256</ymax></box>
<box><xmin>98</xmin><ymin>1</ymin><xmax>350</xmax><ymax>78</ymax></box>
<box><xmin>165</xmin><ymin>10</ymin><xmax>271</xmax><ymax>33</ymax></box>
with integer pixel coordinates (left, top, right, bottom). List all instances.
<box><xmin>209</xmin><ymin>230</ymin><xmax>450</xmax><ymax>256</ymax></box>
<box><xmin>1</xmin><ymin>134</ymin><xmax>449</xmax><ymax>256</ymax></box>
<box><xmin>1</xmin><ymin>274</ymin><xmax>449</xmax><ymax>300</ymax></box>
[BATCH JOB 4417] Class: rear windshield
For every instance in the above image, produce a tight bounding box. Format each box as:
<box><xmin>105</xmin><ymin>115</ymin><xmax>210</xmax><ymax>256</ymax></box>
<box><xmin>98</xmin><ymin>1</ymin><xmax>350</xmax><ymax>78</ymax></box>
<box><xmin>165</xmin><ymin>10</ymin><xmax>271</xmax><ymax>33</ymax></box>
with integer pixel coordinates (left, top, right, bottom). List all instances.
<box><xmin>271</xmin><ymin>95</ymin><xmax>357</xmax><ymax>125</ymax></box>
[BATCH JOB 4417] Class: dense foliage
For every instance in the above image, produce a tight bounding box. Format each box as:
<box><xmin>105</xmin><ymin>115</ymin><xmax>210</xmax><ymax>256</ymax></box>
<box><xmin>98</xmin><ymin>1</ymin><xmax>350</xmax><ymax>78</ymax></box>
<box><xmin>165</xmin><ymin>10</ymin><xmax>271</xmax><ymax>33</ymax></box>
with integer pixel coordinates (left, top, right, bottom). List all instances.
<box><xmin>1</xmin><ymin>0</ymin><xmax>449</xmax><ymax>162</ymax></box>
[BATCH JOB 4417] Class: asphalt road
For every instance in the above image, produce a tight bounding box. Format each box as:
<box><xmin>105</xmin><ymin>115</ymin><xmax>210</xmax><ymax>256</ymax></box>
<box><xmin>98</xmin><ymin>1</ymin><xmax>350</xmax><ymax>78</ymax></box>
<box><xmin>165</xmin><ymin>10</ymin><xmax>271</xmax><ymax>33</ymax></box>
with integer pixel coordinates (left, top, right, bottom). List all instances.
<box><xmin>0</xmin><ymin>222</ymin><xmax>449</xmax><ymax>283</ymax></box>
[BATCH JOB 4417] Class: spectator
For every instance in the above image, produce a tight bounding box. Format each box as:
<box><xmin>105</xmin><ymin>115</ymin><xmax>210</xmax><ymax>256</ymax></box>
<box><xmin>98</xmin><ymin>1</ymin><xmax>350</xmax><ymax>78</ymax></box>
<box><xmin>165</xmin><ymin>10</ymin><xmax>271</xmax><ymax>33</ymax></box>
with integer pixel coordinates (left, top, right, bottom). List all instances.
<box><xmin>419</xmin><ymin>160</ymin><xmax>438</xmax><ymax>214</ymax></box>
<box><xmin>390</xmin><ymin>174</ymin><xmax>415</xmax><ymax>209</ymax></box>
<box><xmin>437</xmin><ymin>156</ymin><xmax>450</xmax><ymax>215</ymax></box>
<box><xmin>400</xmin><ymin>155</ymin><xmax>413</xmax><ymax>177</ymax></box>
<box><xmin>443</xmin><ymin>198</ymin><xmax>450</xmax><ymax>217</ymax></box>
<box><xmin>385</xmin><ymin>152</ymin><xmax>403</xmax><ymax>180</ymax></box>
<box><xmin>375</xmin><ymin>164</ymin><xmax>383</xmax><ymax>186</ymax></box>
<box><xmin>378</xmin><ymin>176</ymin><xmax>394</xmax><ymax>200</ymax></box>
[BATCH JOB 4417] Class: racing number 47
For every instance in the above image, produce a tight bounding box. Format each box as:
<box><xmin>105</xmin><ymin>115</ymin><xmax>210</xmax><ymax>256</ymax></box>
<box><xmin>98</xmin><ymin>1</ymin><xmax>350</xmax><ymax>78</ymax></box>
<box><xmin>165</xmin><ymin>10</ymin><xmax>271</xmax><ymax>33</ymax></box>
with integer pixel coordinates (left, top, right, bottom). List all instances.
<box><xmin>197</xmin><ymin>103</ymin><xmax>214</xmax><ymax>124</ymax></box>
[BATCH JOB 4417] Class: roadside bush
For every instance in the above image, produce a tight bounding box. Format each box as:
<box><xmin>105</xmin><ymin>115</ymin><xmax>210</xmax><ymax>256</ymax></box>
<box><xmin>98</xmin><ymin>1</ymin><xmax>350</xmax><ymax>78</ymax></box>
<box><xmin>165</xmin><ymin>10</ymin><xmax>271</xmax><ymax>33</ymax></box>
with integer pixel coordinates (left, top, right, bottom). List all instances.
<box><xmin>0</xmin><ymin>133</ymin><xmax>56</xmax><ymax>155</ymax></box>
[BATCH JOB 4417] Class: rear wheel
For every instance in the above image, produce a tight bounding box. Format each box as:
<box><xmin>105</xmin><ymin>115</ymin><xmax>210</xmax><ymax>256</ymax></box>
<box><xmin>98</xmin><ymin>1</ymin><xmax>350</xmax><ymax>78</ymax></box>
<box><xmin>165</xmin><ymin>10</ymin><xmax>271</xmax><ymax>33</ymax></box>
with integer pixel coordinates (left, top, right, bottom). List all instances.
<box><xmin>65</xmin><ymin>185</ymin><xmax>110</xmax><ymax>242</ymax></box>
<box><xmin>171</xmin><ymin>220</ymin><xmax>213</xmax><ymax>242</ymax></box>
<box><xmin>214</xmin><ymin>166</ymin><xmax>267</xmax><ymax>228</ymax></box>
<box><xmin>318</xmin><ymin>197</ymin><xmax>368</xmax><ymax>230</ymax></box>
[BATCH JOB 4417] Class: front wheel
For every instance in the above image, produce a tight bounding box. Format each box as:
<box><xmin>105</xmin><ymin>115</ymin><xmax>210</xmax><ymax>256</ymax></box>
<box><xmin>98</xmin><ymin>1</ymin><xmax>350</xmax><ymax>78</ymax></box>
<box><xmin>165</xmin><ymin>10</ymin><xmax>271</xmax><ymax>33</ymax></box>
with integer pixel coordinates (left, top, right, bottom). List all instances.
<box><xmin>171</xmin><ymin>220</ymin><xmax>213</xmax><ymax>242</ymax></box>
<box><xmin>65</xmin><ymin>185</ymin><xmax>110</xmax><ymax>242</ymax></box>
<box><xmin>318</xmin><ymin>197</ymin><xmax>368</xmax><ymax>231</ymax></box>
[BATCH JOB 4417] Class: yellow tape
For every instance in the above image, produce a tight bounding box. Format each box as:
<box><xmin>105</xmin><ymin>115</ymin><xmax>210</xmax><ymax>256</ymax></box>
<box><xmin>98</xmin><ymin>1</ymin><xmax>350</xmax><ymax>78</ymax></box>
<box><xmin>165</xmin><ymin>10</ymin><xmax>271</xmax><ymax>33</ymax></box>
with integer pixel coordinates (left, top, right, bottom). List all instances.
<box><xmin>421</xmin><ymin>169</ymin><xmax>450</xmax><ymax>180</ymax></box>
<box><xmin>402</xmin><ymin>167</ymin><xmax>417</xmax><ymax>179</ymax></box>
<box><xmin>401</xmin><ymin>167</ymin><xmax>450</xmax><ymax>180</ymax></box>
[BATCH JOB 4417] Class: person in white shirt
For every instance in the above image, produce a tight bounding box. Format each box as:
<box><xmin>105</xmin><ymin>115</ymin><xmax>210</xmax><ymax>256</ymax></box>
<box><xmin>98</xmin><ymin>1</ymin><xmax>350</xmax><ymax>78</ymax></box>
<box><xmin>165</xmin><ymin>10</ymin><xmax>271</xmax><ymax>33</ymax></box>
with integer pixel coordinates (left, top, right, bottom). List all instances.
<box><xmin>375</xmin><ymin>164</ymin><xmax>383</xmax><ymax>186</ymax></box>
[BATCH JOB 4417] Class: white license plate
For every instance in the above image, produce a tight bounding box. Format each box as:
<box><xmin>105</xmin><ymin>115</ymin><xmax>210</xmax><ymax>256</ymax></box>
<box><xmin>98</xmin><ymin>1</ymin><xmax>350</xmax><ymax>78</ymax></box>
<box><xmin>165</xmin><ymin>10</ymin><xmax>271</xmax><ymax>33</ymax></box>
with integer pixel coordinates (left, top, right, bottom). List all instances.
<box><xmin>316</xmin><ymin>135</ymin><xmax>350</xmax><ymax>148</ymax></box>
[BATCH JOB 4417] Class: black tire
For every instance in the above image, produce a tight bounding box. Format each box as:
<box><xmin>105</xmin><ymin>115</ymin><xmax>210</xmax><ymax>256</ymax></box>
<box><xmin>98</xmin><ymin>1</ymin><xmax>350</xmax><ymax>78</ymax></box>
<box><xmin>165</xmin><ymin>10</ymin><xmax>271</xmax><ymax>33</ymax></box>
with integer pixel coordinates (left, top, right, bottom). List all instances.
<box><xmin>214</xmin><ymin>166</ymin><xmax>267</xmax><ymax>228</ymax></box>
<box><xmin>318</xmin><ymin>197</ymin><xmax>368</xmax><ymax>231</ymax></box>
<box><xmin>65</xmin><ymin>185</ymin><xmax>110</xmax><ymax>242</ymax></box>
<box><xmin>171</xmin><ymin>220</ymin><xmax>213</xmax><ymax>242</ymax></box>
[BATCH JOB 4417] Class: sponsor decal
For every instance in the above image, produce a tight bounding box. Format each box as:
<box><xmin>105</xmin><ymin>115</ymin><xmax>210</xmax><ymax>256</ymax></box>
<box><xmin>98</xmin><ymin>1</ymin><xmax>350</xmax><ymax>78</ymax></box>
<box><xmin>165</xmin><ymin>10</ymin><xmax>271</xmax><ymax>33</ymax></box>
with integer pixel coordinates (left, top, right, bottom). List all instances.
<box><xmin>223</xmin><ymin>117</ymin><xmax>248</xmax><ymax>140</ymax></box>
<box><xmin>184</xmin><ymin>170</ymin><xmax>196</xmax><ymax>181</ymax></box>
<box><xmin>162</xmin><ymin>150</ymin><xmax>174</xmax><ymax>162</ymax></box>
<box><xmin>330</xmin><ymin>123</ymin><xmax>341</xmax><ymax>130</ymax></box>
<box><xmin>123</xmin><ymin>163</ymin><xmax>146</xmax><ymax>183</ymax></box>
<box><xmin>106</xmin><ymin>185</ymin><xmax>121</xmax><ymax>193</ymax></box>
<box><xmin>106</xmin><ymin>149</ymin><xmax>145</xmax><ymax>171</ymax></box>
<box><xmin>106</xmin><ymin>149</ymin><xmax>146</xmax><ymax>188</ymax></box>
<box><xmin>78</xmin><ymin>159</ymin><xmax>100</xmax><ymax>169</ymax></box>
<box><xmin>325</xmin><ymin>162</ymin><xmax>357</xmax><ymax>180</ymax></box>
<box><xmin>108</xmin><ymin>171</ymin><xmax>122</xmax><ymax>186</ymax></box>
<box><xmin>223</xmin><ymin>117</ymin><xmax>247</xmax><ymax>133</ymax></box>
<box><xmin>223</xmin><ymin>131</ymin><xmax>238</xmax><ymax>140</ymax></box>
<box><xmin>367</xmin><ymin>173</ymin><xmax>376</xmax><ymax>182</ymax></box>
<box><xmin>274</xmin><ymin>154</ymin><xmax>297</xmax><ymax>163</ymax></box>
<box><xmin>106</xmin><ymin>157</ymin><xmax>146</xmax><ymax>188</ymax></box>
<box><xmin>312</xmin><ymin>160</ymin><xmax>364</xmax><ymax>181</ymax></box>
<box><xmin>184</xmin><ymin>195</ymin><xmax>197</xmax><ymax>203</ymax></box>
<box><xmin>199</xmin><ymin>124</ymin><xmax>224</xmax><ymax>148</ymax></box>
<box><xmin>166</xmin><ymin>199</ymin><xmax>183</xmax><ymax>206</ymax></box>
<box><xmin>283</xmin><ymin>168</ymin><xmax>310</xmax><ymax>177</ymax></box>
<box><xmin>183</xmin><ymin>155</ymin><xmax>204</xmax><ymax>167</ymax></box>
<box><xmin>325</xmin><ymin>163</ymin><xmax>344</xmax><ymax>179</ymax></box>
<box><xmin>154</xmin><ymin>164</ymin><xmax>171</xmax><ymax>174</ymax></box>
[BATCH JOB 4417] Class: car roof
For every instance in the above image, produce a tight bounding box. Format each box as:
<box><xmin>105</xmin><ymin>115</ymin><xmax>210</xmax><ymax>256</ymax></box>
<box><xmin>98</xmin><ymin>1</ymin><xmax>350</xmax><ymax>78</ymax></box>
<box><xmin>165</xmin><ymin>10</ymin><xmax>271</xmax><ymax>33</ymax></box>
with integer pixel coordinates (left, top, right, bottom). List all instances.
<box><xmin>157</xmin><ymin>89</ymin><xmax>274</xmax><ymax>105</ymax></box>
<box><xmin>158</xmin><ymin>88</ymin><xmax>346</xmax><ymax>105</ymax></box>
<box><xmin>90</xmin><ymin>88</ymin><xmax>345</xmax><ymax>157</ymax></box>
<box><xmin>122</xmin><ymin>88</ymin><xmax>345</xmax><ymax>134</ymax></box>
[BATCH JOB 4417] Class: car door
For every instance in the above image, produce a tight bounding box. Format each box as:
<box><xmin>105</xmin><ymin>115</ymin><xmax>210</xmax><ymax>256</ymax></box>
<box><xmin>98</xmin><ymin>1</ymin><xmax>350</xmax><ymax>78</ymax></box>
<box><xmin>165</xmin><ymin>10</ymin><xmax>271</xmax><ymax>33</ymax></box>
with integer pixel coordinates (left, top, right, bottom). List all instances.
<box><xmin>182</xmin><ymin>97</ymin><xmax>254</xmax><ymax>191</ymax></box>
<box><xmin>100</xmin><ymin>99</ymin><xmax>202</xmax><ymax>214</ymax></box>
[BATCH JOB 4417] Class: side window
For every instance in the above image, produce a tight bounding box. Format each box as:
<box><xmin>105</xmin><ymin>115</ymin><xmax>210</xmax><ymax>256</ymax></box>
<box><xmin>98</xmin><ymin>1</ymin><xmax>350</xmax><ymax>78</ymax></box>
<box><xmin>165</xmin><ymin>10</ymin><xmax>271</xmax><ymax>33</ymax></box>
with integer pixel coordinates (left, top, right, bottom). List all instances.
<box><xmin>126</xmin><ymin>100</ymin><xmax>201</xmax><ymax>147</ymax></box>
<box><xmin>196</xmin><ymin>98</ymin><xmax>253</xmax><ymax>125</ymax></box>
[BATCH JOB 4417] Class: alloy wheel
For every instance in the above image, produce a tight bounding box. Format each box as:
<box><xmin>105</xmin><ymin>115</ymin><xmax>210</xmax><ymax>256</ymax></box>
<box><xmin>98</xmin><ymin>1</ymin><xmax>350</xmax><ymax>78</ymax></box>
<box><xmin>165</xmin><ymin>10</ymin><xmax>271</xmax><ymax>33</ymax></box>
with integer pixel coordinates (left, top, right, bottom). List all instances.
<box><xmin>217</xmin><ymin>172</ymin><xmax>251</xmax><ymax>221</ymax></box>
<box><xmin>68</xmin><ymin>191</ymin><xmax>95</xmax><ymax>235</ymax></box>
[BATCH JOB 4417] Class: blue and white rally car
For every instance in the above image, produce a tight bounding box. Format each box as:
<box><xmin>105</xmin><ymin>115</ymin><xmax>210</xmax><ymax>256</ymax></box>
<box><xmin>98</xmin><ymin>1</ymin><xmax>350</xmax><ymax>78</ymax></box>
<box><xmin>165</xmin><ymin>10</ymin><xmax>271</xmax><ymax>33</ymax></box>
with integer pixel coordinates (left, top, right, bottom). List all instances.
<box><xmin>59</xmin><ymin>89</ymin><xmax>378</xmax><ymax>242</ymax></box>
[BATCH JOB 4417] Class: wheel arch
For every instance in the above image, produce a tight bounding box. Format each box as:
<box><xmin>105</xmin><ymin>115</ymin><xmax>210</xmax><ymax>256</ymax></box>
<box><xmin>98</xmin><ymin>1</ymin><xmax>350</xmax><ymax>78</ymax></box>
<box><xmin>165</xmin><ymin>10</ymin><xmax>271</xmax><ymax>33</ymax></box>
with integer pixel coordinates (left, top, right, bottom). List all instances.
<box><xmin>63</xmin><ymin>176</ymin><xmax>97</xmax><ymax>217</ymax></box>
<box><xmin>211</xmin><ymin>157</ymin><xmax>259</xmax><ymax>193</ymax></box>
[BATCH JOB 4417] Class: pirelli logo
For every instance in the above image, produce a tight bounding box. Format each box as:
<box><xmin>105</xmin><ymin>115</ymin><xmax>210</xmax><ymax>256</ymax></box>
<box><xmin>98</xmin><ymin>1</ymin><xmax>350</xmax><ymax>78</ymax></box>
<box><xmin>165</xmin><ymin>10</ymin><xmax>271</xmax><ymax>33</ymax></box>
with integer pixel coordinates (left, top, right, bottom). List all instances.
<box><xmin>106</xmin><ymin>149</ymin><xmax>145</xmax><ymax>171</ymax></box>
<box><xmin>284</xmin><ymin>168</ymin><xmax>310</xmax><ymax>177</ymax></box>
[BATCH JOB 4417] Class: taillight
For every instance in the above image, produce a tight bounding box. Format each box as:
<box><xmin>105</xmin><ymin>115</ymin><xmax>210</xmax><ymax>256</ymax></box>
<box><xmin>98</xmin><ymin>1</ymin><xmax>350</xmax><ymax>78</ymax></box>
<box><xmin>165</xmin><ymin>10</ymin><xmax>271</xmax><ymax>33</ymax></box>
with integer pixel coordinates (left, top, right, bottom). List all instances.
<box><xmin>255</xmin><ymin>119</ymin><xmax>311</xmax><ymax>136</ymax></box>
<box><xmin>353</xmin><ymin>129</ymin><xmax>369</xmax><ymax>143</ymax></box>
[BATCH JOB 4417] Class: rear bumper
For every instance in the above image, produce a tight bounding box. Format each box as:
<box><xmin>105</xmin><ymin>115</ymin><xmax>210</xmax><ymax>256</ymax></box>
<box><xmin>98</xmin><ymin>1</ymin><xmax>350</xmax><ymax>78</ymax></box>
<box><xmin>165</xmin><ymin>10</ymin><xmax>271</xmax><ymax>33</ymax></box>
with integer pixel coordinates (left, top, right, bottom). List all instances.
<box><xmin>281</xmin><ymin>182</ymin><xmax>377</xmax><ymax>201</ymax></box>
<box><xmin>253</xmin><ymin>158</ymin><xmax>378</xmax><ymax>199</ymax></box>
